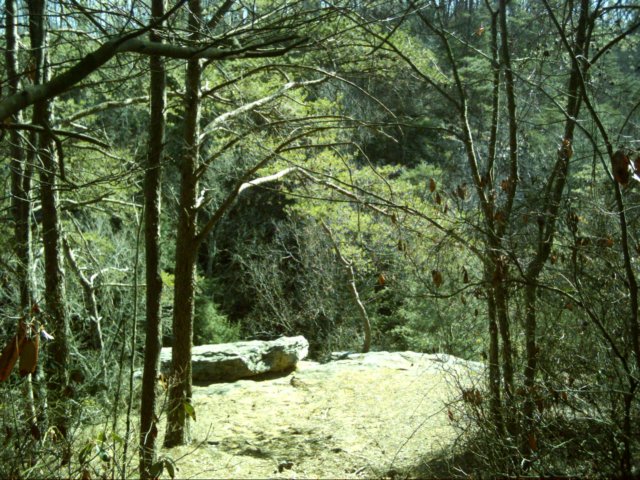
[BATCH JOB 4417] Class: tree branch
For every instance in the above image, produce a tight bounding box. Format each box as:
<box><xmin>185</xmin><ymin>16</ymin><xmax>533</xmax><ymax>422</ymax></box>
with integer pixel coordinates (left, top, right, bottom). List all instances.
<box><xmin>0</xmin><ymin>122</ymin><xmax>110</xmax><ymax>149</ymax></box>
<box><xmin>0</xmin><ymin>0</ymin><xmax>187</xmax><ymax>122</ymax></box>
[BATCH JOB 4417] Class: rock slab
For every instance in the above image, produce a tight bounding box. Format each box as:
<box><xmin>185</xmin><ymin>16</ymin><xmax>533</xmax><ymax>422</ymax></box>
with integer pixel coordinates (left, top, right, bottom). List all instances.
<box><xmin>160</xmin><ymin>336</ymin><xmax>309</xmax><ymax>383</ymax></box>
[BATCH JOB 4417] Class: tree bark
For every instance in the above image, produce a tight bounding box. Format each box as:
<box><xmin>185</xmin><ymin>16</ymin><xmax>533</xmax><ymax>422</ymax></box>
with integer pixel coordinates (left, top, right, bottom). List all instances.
<box><xmin>6</xmin><ymin>0</ymin><xmax>32</xmax><ymax>311</ymax></box>
<box><xmin>7</xmin><ymin>0</ymin><xmax>40</xmax><ymax>442</ymax></box>
<box><xmin>140</xmin><ymin>0</ymin><xmax>166</xmax><ymax>473</ymax></box>
<box><xmin>29</xmin><ymin>0</ymin><xmax>71</xmax><ymax>437</ymax></box>
<box><xmin>164</xmin><ymin>0</ymin><xmax>201</xmax><ymax>448</ymax></box>
<box><xmin>485</xmin><ymin>279</ymin><xmax>503</xmax><ymax>434</ymax></box>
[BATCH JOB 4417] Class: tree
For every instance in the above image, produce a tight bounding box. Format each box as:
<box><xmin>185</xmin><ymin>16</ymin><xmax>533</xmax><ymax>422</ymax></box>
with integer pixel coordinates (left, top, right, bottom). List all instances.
<box><xmin>29</xmin><ymin>0</ymin><xmax>71</xmax><ymax>438</ymax></box>
<box><xmin>160</xmin><ymin>0</ymin><xmax>384</xmax><ymax>446</ymax></box>
<box><xmin>139</xmin><ymin>0</ymin><xmax>167</xmax><ymax>474</ymax></box>
<box><xmin>1</xmin><ymin>1</ymin><xmax>638</xmax><ymax>476</ymax></box>
<box><xmin>333</xmin><ymin>0</ymin><xmax>639</xmax><ymax>474</ymax></box>
<box><xmin>163</xmin><ymin>0</ymin><xmax>203</xmax><ymax>448</ymax></box>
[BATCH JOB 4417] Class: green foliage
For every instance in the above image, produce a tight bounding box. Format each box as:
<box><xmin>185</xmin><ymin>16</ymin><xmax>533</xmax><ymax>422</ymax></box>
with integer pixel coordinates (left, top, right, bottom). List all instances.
<box><xmin>150</xmin><ymin>456</ymin><xmax>177</xmax><ymax>479</ymax></box>
<box><xmin>194</xmin><ymin>280</ymin><xmax>241</xmax><ymax>346</ymax></box>
<box><xmin>193</xmin><ymin>298</ymin><xmax>240</xmax><ymax>346</ymax></box>
<box><xmin>1</xmin><ymin>0</ymin><xmax>640</xmax><ymax>477</ymax></box>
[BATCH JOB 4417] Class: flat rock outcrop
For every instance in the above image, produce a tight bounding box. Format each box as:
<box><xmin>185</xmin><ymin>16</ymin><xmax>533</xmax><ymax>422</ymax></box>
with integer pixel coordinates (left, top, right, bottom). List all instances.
<box><xmin>160</xmin><ymin>335</ymin><xmax>309</xmax><ymax>383</ymax></box>
<box><xmin>162</xmin><ymin>350</ymin><xmax>486</xmax><ymax>479</ymax></box>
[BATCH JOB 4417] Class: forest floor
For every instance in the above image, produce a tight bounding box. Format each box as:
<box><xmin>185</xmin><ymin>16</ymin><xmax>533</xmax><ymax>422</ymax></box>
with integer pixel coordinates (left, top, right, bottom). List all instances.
<box><xmin>155</xmin><ymin>351</ymin><xmax>485</xmax><ymax>479</ymax></box>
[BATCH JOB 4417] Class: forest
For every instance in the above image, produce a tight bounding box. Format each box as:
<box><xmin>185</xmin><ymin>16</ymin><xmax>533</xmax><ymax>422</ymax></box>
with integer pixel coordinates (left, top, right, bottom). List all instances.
<box><xmin>0</xmin><ymin>0</ymin><xmax>639</xmax><ymax>478</ymax></box>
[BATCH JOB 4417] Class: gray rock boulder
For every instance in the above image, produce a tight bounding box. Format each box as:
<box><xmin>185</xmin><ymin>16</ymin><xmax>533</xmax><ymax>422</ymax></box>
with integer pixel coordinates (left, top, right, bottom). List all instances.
<box><xmin>160</xmin><ymin>336</ymin><xmax>309</xmax><ymax>383</ymax></box>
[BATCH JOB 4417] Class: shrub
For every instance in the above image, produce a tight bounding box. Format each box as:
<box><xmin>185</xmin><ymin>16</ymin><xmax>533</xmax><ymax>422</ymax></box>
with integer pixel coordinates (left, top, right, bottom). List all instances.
<box><xmin>193</xmin><ymin>298</ymin><xmax>241</xmax><ymax>345</ymax></box>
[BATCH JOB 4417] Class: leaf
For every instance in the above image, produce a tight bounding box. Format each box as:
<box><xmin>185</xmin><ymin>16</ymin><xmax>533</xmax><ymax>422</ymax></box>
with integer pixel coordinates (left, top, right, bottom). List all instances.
<box><xmin>528</xmin><ymin>433</ymin><xmax>538</xmax><ymax>452</ymax></box>
<box><xmin>0</xmin><ymin>334</ymin><xmax>25</xmax><ymax>382</ymax></box>
<box><xmin>598</xmin><ymin>236</ymin><xmax>614</xmax><ymax>248</ymax></box>
<box><xmin>158</xmin><ymin>373</ymin><xmax>168</xmax><ymax>391</ymax></box>
<box><xmin>462</xmin><ymin>388</ymin><xmax>482</xmax><ymax>405</ymax></box>
<box><xmin>434</xmin><ymin>192</ymin><xmax>442</xmax><ymax>205</ymax></box>
<box><xmin>164</xmin><ymin>458</ymin><xmax>177</xmax><ymax>479</ymax></box>
<box><xmin>78</xmin><ymin>442</ymin><xmax>94</xmax><ymax>465</ymax></box>
<box><xmin>149</xmin><ymin>461</ymin><xmax>164</xmax><ymax>479</ymax></box>
<box><xmin>462</xmin><ymin>267</ymin><xmax>469</xmax><ymax>284</ymax></box>
<box><xmin>111</xmin><ymin>432</ymin><xmax>124</xmax><ymax>445</ymax></box>
<box><xmin>612</xmin><ymin>150</ymin><xmax>630</xmax><ymax>185</ymax></box>
<box><xmin>30</xmin><ymin>423</ymin><xmax>41</xmax><ymax>440</ymax></box>
<box><xmin>429</xmin><ymin>178</ymin><xmax>436</xmax><ymax>192</ymax></box>
<box><xmin>183</xmin><ymin>401</ymin><xmax>196</xmax><ymax>421</ymax></box>
<box><xmin>19</xmin><ymin>335</ymin><xmax>39</xmax><ymax>377</ymax></box>
<box><xmin>431</xmin><ymin>270</ymin><xmax>443</xmax><ymax>288</ymax></box>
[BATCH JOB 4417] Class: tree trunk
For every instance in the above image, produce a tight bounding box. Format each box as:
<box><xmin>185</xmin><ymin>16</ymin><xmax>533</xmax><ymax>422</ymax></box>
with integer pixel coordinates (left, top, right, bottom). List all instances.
<box><xmin>493</xmin><ymin>259</ymin><xmax>515</xmax><ymax>434</ymax></box>
<box><xmin>521</xmin><ymin>0</ymin><xmax>588</xmax><ymax>461</ymax></box>
<box><xmin>486</xmin><ymin>290</ymin><xmax>503</xmax><ymax>430</ymax></box>
<box><xmin>29</xmin><ymin>0</ymin><xmax>71</xmax><ymax>437</ymax></box>
<box><xmin>140</xmin><ymin>0</ymin><xmax>166</xmax><ymax>473</ymax></box>
<box><xmin>164</xmin><ymin>0</ymin><xmax>201</xmax><ymax>448</ymax></box>
<box><xmin>7</xmin><ymin>0</ymin><xmax>40</xmax><ymax>442</ymax></box>
<box><xmin>6</xmin><ymin>0</ymin><xmax>32</xmax><ymax>311</ymax></box>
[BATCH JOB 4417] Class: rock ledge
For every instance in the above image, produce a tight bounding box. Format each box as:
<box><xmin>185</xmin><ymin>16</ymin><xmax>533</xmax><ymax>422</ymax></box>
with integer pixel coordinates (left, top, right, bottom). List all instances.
<box><xmin>160</xmin><ymin>336</ymin><xmax>309</xmax><ymax>383</ymax></box>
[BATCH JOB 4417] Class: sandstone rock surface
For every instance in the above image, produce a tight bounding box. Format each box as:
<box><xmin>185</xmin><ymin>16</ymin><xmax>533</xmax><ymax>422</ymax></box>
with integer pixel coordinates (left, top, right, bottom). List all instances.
<box><xmin>160</xmin><ymin>336</ymin><xmax>309</xmax><ymax>383</ymax></box>
<box><xmin>161</xmin><ymin>350</ymin><xmax>486</xmax><ymax>479</ymax></box>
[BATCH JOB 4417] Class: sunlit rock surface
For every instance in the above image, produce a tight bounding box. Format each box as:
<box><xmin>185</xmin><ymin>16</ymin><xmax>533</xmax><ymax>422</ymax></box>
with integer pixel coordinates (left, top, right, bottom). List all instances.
<box><xmin>160</xmin><ymin>335</ymin><xmax>309</xmax><ymax>383</ymax></box>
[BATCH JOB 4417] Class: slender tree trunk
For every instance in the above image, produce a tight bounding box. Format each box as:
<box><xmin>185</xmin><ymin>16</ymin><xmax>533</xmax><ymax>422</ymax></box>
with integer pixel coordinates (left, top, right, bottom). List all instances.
<box><xmin>620</xmin><ymin>385</ymin><xmax>635</xmax><ymax>476</ymax></box>
<box><xmin>521</xmin><ymin>0</ymin><xmax>588</xmax><ymax>461</ymax></box>
<box><xmin>29</xmin><ymin>0</ymin><xmax>70</xmax><ymax>438</ymax></box>
<box><xmin>493</xmin><ymin>277</ymin><xmax>513</xmax><ymax>390</ymax></box>
<box><xmin>494</xmin><ymin>0</ymin><xmax>519</xmax><ymax>439</ymax></box>
<box><xmin>422</xmin><ymin>3</ymin><xmax>519</xmax><ymax>442</ymax></box>
<box><xmin>140</xmin><ymin>0</ymin><xmax>166</xmax><ymax>473</ymax></box>
<box><xmin>482</xmin><ymin>9</ymin><xmax>503</xmax><ymax>435</ymax></box>
<box><xmin>488</xmin><ymin>250</ymin><xmax>515</xmax><ymax>438</ymax></box>
<box><xmin>164</xmin><ymin>0</ymin><xmax>201</xmax><ymax>448</ymax></box>
<box><xmin>7</xmin><ymin>0</ymin><xmax>40</xmax><ymax>442</ymax></box>
<box><xmin>485</xmin><ymin>282</ymin><xmax>503</xmax><ymax>434</ymax></box>
<box><xmin>320</xmin><ymin>220</ymin><xmax>371</xmax><ymax>353</ymax></box>
<box><xmin>6</xmin><ymin>0</ymin><xmax>32</xmax><ymax>311</ymax></box>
